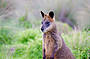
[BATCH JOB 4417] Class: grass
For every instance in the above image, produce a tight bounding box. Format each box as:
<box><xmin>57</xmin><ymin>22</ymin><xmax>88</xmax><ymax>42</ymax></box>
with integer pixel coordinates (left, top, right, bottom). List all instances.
<box><xmin>62</xmin><ymin>30</ymin><xmax>90</xmax><ymax>59</ymax></box>
<box><xmin>0</xmin><ymin>27</ymin><xmax>15</xmax><ymax>44</ymax></box>
<box><xmin>0</xmin><ymin>0</ymin><xmax>90</xmax><ymax>59</ymax></box>
<box><xmin>0</xmin><ymin>26</ymin><xmax>89</xmax><ymax>59</ymax></box>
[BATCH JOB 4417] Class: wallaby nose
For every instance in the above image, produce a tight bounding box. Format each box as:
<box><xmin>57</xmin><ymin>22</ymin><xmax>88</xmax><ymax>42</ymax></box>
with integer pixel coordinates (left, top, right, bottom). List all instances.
<box><xmin>41</xmin><ymin>27</ymin><xmax>44</xmax><ymax>32</ymax></box>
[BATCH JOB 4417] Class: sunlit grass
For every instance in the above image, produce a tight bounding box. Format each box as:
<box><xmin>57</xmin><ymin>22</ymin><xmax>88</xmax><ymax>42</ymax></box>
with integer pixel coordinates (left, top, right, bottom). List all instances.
<box><xmin>62</xmin><ymin>30</ymin><xmax>89</xmax><ymax>59</ymax></box>
<box><xmin>0</xmin><ymin>27</ymin><xmax>89</xmax><ymax>59</ymax></box>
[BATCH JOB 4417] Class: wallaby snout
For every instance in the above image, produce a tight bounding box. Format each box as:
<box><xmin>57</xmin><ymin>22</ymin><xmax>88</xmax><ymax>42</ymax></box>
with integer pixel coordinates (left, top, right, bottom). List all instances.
<box><xmin>41</xmin><ymin>26</ymin><xmax>44</xmax><ymax>32</ymax></box>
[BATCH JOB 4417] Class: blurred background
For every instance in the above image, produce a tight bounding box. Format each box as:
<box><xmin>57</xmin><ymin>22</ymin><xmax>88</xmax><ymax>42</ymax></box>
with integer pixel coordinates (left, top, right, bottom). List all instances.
<box><xmin>0</xmin><ymin>0</ymin><xmax>90</xmax><ymax>59</ymax></box>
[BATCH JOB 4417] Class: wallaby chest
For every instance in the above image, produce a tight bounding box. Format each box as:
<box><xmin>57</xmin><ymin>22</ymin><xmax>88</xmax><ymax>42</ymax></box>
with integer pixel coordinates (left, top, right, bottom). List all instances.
<box><xmin>44</xmin><ymin>33</ymin><xmax>55</xmax><ymax>57</ymax></box>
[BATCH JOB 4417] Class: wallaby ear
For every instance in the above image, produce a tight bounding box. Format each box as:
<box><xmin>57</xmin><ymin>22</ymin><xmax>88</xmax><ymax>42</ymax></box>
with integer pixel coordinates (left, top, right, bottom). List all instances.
<box><xmin>49</xmin><ymin>11</ymin><xmax>54</xmax><ymax>18</ymax></box>
<box><xmin>40</xmin><ymin>11</ymin><xmax>44</xmax><ymax>18</ymax></box>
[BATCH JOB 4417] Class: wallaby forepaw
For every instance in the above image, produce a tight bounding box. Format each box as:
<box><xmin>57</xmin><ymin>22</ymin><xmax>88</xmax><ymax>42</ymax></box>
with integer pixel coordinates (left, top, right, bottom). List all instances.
<box><xmin>43</xmin><ymin>57</ymin><xmax>45</xmax><ymax>59</ymax></box>
<box><xmin>50</xmin><ymin>57</ymin><xmax>54</xmax><ymax>59</ymax></box>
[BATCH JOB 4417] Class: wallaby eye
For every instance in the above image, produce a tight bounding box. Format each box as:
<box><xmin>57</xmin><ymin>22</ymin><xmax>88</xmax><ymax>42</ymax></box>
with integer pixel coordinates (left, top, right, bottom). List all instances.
<box><xmin>45</xmin><ymin>22</ymin><xmax>50</xmax><ymax>24</ymax></box>
<box><xmin>45</xmin><ymin>21</ymin><xmax>50</xmax><ymax>27</ymax></box>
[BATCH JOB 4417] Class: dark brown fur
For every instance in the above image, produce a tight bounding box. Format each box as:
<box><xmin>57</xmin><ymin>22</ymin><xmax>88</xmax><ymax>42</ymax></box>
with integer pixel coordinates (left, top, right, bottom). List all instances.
<box><xmin>42</xmin><ymin>24</ymin><xmax>75</xmax><ymax>59</ymax></box>
<box><xmin>41</xmin><ymin>11</ymin><xmax>75</xmax><ymax>59</ymax></box>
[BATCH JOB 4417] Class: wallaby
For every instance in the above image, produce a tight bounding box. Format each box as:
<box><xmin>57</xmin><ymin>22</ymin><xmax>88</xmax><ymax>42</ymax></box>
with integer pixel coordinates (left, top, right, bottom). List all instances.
<box><xmin>40</xmin><ymin>11</ymin><xmax>75</xmax><ymax>59</ymax></box>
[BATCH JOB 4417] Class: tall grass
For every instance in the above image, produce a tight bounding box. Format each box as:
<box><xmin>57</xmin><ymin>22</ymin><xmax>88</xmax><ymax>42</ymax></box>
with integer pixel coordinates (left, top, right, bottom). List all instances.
<box><xmin>0</xmin><ymin>27</ymin><xmax>14</xmax><ymax>44</ymax></box>
<box><xmin>0</xmin><ymin>0</ymin><xmax>89</xmax><ymax>59</ymax></box>
<box><xmin>62</xmin><ymin>30</ymin><xmax>89</xmax><ymax>59</ymax></box>
<box><xmin>0</xmin><ymin>27</ymin><xmax>89</xmax><ymax>59</ymax></box>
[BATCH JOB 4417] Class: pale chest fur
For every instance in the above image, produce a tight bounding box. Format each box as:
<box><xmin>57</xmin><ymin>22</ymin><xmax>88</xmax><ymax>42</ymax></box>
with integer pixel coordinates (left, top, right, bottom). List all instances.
<box><xmin>44</xmin><ymin>34</ymin><xmax>55</xmax><ymax>57</ymax></box>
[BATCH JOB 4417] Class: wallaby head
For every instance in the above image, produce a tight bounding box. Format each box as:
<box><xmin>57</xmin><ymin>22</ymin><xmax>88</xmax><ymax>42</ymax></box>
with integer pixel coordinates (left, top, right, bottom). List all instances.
<box><xmin>40</xmin><ymin>11</ymin><xmax>56</xmax><ymax>33</ymax></box>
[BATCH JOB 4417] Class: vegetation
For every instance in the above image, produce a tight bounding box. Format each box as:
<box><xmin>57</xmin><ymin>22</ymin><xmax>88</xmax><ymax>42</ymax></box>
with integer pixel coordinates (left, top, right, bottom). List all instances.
<box><xmin>0</xmin><ymin>0</ymin><xmax>90</xmax><ymax>59</ymax></box>
<box><xmin>0</xmin><ymin>25</ymin><xmax>89</xmax><ymax>59</ymax></box>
